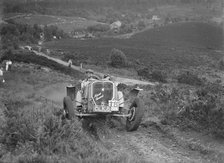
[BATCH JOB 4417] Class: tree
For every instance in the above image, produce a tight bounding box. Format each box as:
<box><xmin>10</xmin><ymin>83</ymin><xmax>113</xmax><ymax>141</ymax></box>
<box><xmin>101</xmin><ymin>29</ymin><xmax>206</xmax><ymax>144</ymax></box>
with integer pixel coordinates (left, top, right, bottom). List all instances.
<box><xmin>109</xmin><ymin>48</ymin><xmax>127</xmax><ymax>67</ymax></box>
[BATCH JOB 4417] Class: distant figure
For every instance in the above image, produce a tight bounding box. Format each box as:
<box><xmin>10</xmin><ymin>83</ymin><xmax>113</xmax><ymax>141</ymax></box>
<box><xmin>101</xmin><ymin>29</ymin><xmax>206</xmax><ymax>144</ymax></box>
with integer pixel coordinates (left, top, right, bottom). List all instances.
<box><xmin>5</xmin><ymin>60</ymin><xmax>12</xmax><ymax>71</ymax></box>
<box><xmin>0</xmin><ymin>67</ymin><xmax>5</xmax><ymax>84</ymax></box>
<box><xmin>68</xmin><ymin>59</ymin><xmax>72</xmax><ymax>68</ymax></box>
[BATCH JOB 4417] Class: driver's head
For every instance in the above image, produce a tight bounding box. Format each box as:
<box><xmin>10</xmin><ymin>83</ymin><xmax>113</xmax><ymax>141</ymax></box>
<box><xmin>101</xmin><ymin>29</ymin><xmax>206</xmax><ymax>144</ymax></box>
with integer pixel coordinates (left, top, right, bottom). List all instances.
<box><xmin>103</xmin><ymin>74</ymin><xmax>110</xmax><ymax>80</ymax></box>
<box><xmin>86</xmin><ymin>69</ymin><xmax>94</xmax><ymax>78</ymax></box>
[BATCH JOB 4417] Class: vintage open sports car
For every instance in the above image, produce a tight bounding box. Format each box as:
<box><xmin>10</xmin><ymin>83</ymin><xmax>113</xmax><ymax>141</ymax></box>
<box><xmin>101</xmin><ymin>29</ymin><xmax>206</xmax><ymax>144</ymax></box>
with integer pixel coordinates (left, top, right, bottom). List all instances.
<box><xmin>63</xmin><ymin>77</ymin><xmax>144</xmax><ymax>131</ymax></box>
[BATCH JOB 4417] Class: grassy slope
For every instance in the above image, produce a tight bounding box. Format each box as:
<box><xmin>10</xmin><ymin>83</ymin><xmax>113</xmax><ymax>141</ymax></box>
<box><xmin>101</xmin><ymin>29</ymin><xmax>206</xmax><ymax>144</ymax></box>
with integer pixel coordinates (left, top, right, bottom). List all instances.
<box><xmin>0</xmin><ymin>50</ymin><xmax>84</xmax><ymax>79</ymax></box>
<box><xmin>0</xmin><ymin>63</ymin><xmax>136</xmax><ymax>163</ymax></box>
<box><xmin>45</xmin><ymin>22</ymin><xmax>223</xmax><ymax>70</ymax></box>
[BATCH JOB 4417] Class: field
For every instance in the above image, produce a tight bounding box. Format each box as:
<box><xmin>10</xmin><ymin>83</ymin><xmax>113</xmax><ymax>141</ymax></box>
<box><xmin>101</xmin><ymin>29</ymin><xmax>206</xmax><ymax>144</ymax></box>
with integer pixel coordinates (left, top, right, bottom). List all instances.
<box><xmin>4</xmin><ymin>14</ymin><xmax>107</xmax><ymax>33</ymax></box>
<box><xmin>45</xmin><ymin>22</ymin><xmax>223</xmax><ymax>72</ymax></box>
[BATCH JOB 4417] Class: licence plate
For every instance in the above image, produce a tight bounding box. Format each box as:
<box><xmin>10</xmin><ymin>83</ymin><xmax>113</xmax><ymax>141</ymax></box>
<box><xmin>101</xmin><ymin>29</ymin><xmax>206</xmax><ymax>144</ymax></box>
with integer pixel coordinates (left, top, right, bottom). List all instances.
<box><xmin>111</xmin><ymin>106</ymin><xmax>119</xmax><ymax>111</ymax></box>
<box><xmin>94</xmin><ymin>106</ymin><xmax>110</xmax><ymax>112</ymax></box>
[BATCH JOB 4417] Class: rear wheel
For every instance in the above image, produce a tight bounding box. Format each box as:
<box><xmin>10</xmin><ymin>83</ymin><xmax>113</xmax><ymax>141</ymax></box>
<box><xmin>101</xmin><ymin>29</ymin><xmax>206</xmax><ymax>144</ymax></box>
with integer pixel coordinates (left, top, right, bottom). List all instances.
<box><xmin>63</xmin><ymin>96</ymin><xmax>74</xmax><ymax>120</ymax></box>
<box><xmin>126</xmin><ymin>98</ymin><xmax>144</xmax><ymax>131</ymax></box>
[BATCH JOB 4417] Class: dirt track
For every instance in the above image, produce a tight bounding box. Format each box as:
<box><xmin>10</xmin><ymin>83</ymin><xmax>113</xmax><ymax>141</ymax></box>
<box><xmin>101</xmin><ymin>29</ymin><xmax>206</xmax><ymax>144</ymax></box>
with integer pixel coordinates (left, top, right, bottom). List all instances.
<box><xmin>31</xmin><ymin>49</ymin><xmax>156</xmax><ymax>86</ymax></box>
<box><xmin>83</xmin><ymin>115</ymin><xmax>224</xmax><ymax>163</ymax></box>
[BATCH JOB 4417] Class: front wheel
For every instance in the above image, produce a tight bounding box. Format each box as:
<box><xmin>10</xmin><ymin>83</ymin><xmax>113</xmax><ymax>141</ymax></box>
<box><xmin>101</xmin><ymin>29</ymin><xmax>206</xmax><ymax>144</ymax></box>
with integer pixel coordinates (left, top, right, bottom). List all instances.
<box><xmin>63</xmin><ymin>96</ymin><xmax>74</xmax><ymax>120</ymax></box>
<box><xmin>126</xmin><ymin>98</ymin><xmax>144</xmax><ymax>131</ymax></box>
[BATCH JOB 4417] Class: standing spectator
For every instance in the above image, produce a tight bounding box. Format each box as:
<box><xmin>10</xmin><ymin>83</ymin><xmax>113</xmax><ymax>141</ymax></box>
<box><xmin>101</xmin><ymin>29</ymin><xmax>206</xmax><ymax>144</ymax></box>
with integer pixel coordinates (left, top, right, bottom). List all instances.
<box><xmin>0</xmin><ymin>67</ymin><xmax>5</xmax><ymax>84</ymax></box>
<box><xmin>68</xmin><ymin>59</ymin><xmax>72</xmax><ymax>68</ymax></box>
<box><xmin>5</xmin><ymin>60</ymin><xmax>12</xmax><ymax>71</ymax></box>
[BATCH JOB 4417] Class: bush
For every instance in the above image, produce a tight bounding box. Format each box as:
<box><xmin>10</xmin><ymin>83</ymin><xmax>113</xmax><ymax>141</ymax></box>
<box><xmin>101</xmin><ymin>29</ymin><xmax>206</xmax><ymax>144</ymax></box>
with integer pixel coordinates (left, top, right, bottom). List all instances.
<box><xmin>137</xmin><ymin>66</ymin><xmax>150</xmax><ymax>79</ymax></box>
<box><xmin>137</xmin><ymin>67</ymin><xmax>167</xmax><ymax>83</ymax></box>
<box><xmin>179</xmin><ymin>86</ymin><xmax>224</xmax><ymax>138</ymax></box>
<box><xmin>120</xmin><ymin>23</ymin><xmax>133</xmax><ymax>34</ymax></box>
<box><xmin>109</xmin><ymin>48</ymin><xmax>127</xmax><ymax>68</ymax></box>
<box><xmin>177</xmin><ymin>71</ymin><xmax>203</xmax><ymax>86</ymax></box>
<box><xmin>150</xmin><ymin>83</ymin><xmax>224</xmax><ymax>138</ymax></box>
<box><xmin>150</xmin><ymin>70</ymin><xmax>167</xmax><ymax>83</ymax></box>
<box><xmin>0</xmin><ymin>98</ymin><xmax>36</xmax><ymax>150</ymax></box>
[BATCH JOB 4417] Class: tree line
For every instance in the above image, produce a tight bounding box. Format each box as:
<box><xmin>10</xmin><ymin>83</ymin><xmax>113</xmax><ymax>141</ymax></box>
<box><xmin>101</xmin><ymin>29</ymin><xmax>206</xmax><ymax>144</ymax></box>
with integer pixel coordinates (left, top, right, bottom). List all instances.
<box><xmin>3</xmin><ymin>0</ymin><xmax>220</xmax><ymax>14</ymax></box>
<box><xmin>0</xmin><ymin>21</ymin><xmax>68</xmax><ymax>50</ymax></box>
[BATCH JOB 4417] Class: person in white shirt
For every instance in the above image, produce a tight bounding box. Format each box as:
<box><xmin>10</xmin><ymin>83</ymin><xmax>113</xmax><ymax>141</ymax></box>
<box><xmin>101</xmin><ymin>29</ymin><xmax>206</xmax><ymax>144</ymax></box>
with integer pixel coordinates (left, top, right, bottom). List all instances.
<box><xmin>76</xmin><ymin>69</ymin><xmax>99</xmax><ymax>108</ymax></box>
<box><xmin>0</xmin><ymin>67</ymin><xmax>5</xmax><ymax>83</ymax></box>
<box><xmin>5</xmin><ymin>60</ymin><xmax>12</xmax><ymax>71</ymax></box>
<box><xmin>81</xmin><ymin>69</ymin><xmax>100</xmax><ymax>89</ymax></box>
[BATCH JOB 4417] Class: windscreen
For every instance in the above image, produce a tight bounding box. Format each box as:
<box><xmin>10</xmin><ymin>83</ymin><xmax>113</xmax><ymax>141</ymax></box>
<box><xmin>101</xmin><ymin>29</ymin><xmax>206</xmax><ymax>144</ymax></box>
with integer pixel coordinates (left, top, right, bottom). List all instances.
<box><xmin>92</xmin><ymin>82</ymin><xmax>113</xmax><ymax>105</ymax></box>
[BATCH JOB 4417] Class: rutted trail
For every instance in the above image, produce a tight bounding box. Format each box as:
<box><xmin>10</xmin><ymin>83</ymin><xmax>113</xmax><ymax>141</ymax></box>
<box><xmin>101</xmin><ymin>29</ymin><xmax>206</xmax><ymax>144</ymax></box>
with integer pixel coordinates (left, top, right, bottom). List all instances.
<box><xmin>103</xmin><ymin>120</ymin><xmax>209</xmax><ymax>163</ymax></box>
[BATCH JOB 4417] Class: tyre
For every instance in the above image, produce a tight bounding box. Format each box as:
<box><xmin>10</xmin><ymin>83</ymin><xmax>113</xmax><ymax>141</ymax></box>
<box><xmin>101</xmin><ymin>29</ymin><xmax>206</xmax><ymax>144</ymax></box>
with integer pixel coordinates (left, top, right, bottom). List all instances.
<box><xmin>126</xmin><ymin>97</ymin><xmax>144</xmax><ymax>131</ymax></box>
<box><xmin>63</xmin><ymin>96</ymin><xmax>74</xmax><ymax>120</ymax></box>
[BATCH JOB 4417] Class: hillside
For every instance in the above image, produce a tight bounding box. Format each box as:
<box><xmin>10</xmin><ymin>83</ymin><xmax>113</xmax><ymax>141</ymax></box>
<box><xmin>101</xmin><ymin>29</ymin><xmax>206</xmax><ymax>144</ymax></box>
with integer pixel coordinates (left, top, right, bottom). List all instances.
<box><xmin>0</xmin><ymin>62</ymin><xmax>130</xmax><ymax>162</ymax></box>
<box><xmin>1</xmin><ymin>60</ymin><xmax>224</xmax><ymax>162</ymax></box>
<box><xmin>1</xmin><ymin>0</ymin><xmax>224</xmax><ymax>162</ymax></box>
<box><xmin>3</xmin><ymin>0</ymin><xmax>222</xmax><ymax>16</ymax></box>
<box><xmin>3</xmin><ymin>0</ymin><xmax>222</xmax><ymax>36</ymax></box>
<box><xmin>45</xmin><ymin>22</ymin><xmax>223</xmax><ymax>71</ymax></box>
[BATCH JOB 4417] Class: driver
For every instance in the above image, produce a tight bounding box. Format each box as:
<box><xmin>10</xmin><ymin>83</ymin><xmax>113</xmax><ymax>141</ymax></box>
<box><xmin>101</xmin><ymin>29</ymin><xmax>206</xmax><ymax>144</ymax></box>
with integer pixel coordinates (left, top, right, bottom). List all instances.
<box><xmin>103</xmin><ymin>74</ymin><xmax>110</xmax><ymax>80</ymax></box>
<box><xmin>81</xmin><ymin>69</ymin><xmax>95</xmax><ymax>89</ymax></box>
<box><xmin>76</xmin><ymin>69</ymin><xmax>97</xmax><ymax>109</ymax></box>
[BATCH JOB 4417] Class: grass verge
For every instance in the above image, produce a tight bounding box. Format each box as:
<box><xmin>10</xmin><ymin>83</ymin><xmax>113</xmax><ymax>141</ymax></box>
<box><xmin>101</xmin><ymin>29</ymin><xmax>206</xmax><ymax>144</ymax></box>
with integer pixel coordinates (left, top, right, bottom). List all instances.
<box><xmin>0</xmin><ymin>96</ymin><xmax>132</xmax><ymax>162</ymax></box>
<box><xmin>142</xmin><ymin>82</ymin><xmax>224</xmax><ymax>138</ymax></box>
<box><xmin>0</xmin><ymin>50</ymin><xmax>84</xmax><ymax>79</ymax></box>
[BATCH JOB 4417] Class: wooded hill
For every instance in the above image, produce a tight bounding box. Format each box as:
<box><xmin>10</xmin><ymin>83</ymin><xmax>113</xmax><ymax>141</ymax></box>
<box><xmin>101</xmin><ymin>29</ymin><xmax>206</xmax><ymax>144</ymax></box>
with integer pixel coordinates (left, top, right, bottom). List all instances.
<box><xmin>3</xmin><ymin>0</ymin><xmax>222</xmax><ymax>14</ymax></box>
